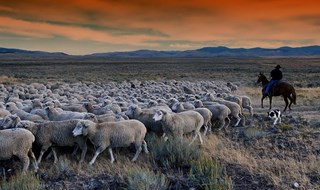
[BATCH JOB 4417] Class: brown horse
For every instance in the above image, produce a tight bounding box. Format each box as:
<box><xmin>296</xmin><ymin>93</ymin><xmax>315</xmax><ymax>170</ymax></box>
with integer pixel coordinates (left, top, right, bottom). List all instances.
<box><xmin>257</xmin><ymin>72</ymin><xmax>296</xmax><ymax>112</ymax></box>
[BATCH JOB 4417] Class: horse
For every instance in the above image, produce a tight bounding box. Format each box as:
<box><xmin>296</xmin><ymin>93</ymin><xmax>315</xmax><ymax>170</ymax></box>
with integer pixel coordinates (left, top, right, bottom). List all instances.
<box><xmin>257</xmin><ymin>72</ymin><xmax>296</xmax><ymax>112</ymax></box>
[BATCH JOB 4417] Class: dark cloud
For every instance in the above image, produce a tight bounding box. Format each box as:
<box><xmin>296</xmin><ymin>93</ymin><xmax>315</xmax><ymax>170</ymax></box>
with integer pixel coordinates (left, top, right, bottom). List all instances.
<box><xmin>295</xmin><ymin>14</ymin><xmax>320</xmax><ymax>26</ymax></box>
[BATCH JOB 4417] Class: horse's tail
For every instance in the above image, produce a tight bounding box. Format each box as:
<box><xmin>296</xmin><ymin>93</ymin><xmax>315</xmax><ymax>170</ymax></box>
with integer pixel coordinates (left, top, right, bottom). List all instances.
<box><xmin>292</xmin><ymin>87</ymin><xmax>297</xmax><ymax>105</ymax></box>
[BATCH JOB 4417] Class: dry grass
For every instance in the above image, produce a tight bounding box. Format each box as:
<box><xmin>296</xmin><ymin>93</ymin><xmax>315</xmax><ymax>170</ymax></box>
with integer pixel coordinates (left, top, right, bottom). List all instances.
<box><xmin>1</xmin><ymin>57</ymin><xmax>319</xmax><ymax>189</ymax></box>
<box><xmin>203</xmin><ymin>133</ymin><xmax>320</xmax><ymax>189</ymax></box>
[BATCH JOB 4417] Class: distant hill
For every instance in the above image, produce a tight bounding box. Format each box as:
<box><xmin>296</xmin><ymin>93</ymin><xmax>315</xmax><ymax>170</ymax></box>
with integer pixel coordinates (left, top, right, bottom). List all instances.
<box><xmin>1</xmin><ymin>45</ymin><xmax>320</xmax><ymax>57</ymax></box>
<box><xmin>0</xmin><ymin>47</ymin><xmax>67</xmax><ymax>56</ymax></box>
<box><xmin>89</xmin><ymin>46</ymin><xmax>320</xmax><ymax>58</ymax></box>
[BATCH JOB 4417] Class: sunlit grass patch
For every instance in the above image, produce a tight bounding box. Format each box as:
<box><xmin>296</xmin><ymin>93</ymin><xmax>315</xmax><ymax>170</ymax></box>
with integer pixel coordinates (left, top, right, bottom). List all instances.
<box><xmin>0</xmin><ymin>172</ymin><xmax>41</xmax><ymax>190</ymax></box>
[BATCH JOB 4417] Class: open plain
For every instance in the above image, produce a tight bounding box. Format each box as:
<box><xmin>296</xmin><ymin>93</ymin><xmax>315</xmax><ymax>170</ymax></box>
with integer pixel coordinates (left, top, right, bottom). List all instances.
<box><xmin>0</xmin><ymin>55</ymin><xmax>319</xmax><ymax>190</ymax></box>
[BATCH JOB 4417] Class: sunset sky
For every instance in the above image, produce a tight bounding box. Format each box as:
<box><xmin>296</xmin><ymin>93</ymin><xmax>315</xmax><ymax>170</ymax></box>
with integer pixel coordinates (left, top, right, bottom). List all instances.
<box><xmin>0</xmin><ymin>0</ymin><xmax>319</xmax><ymax>55</ymax></box>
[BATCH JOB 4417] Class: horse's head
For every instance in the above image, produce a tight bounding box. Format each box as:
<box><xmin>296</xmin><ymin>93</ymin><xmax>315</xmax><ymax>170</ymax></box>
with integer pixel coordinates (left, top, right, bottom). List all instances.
<box><xmin>257</xmin><ymin>72</ymin><xmax>265</xmax><ymax>84</ymax></box>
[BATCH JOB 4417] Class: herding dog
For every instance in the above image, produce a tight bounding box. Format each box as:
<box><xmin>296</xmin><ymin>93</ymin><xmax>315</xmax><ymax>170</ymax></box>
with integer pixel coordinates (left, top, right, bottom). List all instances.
<box><xmin>267</xmin><ymin>109</ymin><xmax>281</xmax><ymax>126</ymax></box>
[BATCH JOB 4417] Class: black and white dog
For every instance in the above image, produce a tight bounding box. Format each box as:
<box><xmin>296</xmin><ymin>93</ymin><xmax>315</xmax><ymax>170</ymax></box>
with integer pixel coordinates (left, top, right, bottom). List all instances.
<box><xmin>267</xmin><ymin>109</ymin><xmax>282</xmax><ymax>126</ymax></box>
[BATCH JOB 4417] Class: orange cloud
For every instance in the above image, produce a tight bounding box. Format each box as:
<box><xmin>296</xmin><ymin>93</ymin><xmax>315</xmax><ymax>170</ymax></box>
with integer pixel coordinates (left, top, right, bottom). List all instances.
<box><xmin>0</xmin><ymin>0</ymin><xmax>319</xmax><ymax>54</ymax></box>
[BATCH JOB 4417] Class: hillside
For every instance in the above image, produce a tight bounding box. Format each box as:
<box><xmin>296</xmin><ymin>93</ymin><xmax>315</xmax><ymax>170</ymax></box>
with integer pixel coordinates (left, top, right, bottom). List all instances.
<box><xmin>1</xmin><ymin>45</ymin><xmax>320</xmax><ymax>57</ymax></box>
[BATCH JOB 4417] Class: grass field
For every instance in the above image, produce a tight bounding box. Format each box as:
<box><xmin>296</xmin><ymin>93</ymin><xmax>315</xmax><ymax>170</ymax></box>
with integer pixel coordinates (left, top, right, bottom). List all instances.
<box><xmin>0</xmin><ymin>55</ymin><xmax>319</xmax><ymax>190</ymax></box>
<box><xmin>0</xmin><ymin>55</ymin><xmax>320</xmax><ymax>87</ymax></box>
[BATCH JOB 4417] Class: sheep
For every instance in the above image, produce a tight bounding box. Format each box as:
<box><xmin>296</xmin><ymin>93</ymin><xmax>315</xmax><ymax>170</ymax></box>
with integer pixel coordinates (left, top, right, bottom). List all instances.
<box><xmin>240</xmin><ymin>95</ymin><xmax>254</xmax><ymax>116</ymax></box>
<box><xmin>72</xmin><ymin>119</ymin><xmax>148</xmax><ymax>165</ymax></box>
<box><xmin>29</xmin><ymin>99</ymin><xmax>49</xmax><ymax>120</ymax></box>
<box><xmin>83</xmin><ymin>113</ymin><xmax>124</xmax><ymax>123</ymax></box>
<box><xmin>0</xmin><ymin>114</ymin><xmax>21</xmax><ymax>129</ymax></box>
<box><xmin>153</xmin><ymin>109</ymin><xmax>204</xmax><ymax>145</ymax></box>
<box><xmin>171</xmin><ymin>102</ymin><xmax>212</xmax><ymax>135</ymax></box>
<box><xmin>45</xmin><ymin>106</ymin><xmax>85</xmax><ymax>121</ymax></box>
<box><xmin>203</xmin><ymin>95</ymin><xmax>244</xmax><ymax>127</ymax></box>
<box><xmin>194</xmin><ymin>100</ymin><xmax>231</xmax><ymax>131</ymax></box>
<box><xmin>16</xmin><ymin>119</ymin><xmax>87</xmax><ymax>165</ymax></box>
<box><xmin>5</xmin><ymin>102</ymin><xmax>45</xmax><ymax>121</ymax></box>
<box><xmin>223</xmin><ymin>95</ymin><xmax>242</xmax><ymax>107</ymax></box>
<box><xmin>167</xmin><ymin>98</ymin><xmax>195</xmax><ymax>110</ymax></box>
<box><xmin>0</xmin><ymin>108</ymin><xmax>11</xmax><ymax>118</ymax></box>
<box><xmin>63</xmin><ymin>104</ymin><xmax>88</xmax><ymax>113</ymax></box>
<box><xmin>226</xmin><ymin>82</ymin><xmax>238</xmax><ymax>92</ymax></box>
<box><xmin>82</xmin><ymin>102</ymin><xmax>113</xmax><ymax>115</ymax></box>
<box><xmin>125</xmin><ymin>105</ymin><xmax>163</xmax><ymax>134</ymax></box>
<box><xmin>0</xmin><ymin>128</ymin><xmax>38</xmax><ymax>172</ymax></box>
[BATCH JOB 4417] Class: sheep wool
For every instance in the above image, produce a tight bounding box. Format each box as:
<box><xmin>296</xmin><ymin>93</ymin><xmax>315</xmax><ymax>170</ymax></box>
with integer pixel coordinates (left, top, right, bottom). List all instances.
<box><xmin>0</xmin><ymin>128</ymin><xmax>38</xmax><ymax>172</ymax></box>
<box><xmin>72</xmin><ymin>119</ymin><xmax>148</xmax><ymax>165</ymax></box>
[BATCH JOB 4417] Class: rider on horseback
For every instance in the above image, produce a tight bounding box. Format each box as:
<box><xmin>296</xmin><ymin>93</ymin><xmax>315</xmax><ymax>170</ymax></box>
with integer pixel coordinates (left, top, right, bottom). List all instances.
<box><xmin>264</xmin><ymin>65</ymin><xmax>283</xmax><ymax>96</ymax></box>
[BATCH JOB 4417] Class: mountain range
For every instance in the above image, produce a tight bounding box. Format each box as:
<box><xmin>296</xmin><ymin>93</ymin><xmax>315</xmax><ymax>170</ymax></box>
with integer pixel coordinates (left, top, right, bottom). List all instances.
<box><xmin>1</xmin><ymin>45</ymin><xmax>320</xmax><ymax>57</ymax></box>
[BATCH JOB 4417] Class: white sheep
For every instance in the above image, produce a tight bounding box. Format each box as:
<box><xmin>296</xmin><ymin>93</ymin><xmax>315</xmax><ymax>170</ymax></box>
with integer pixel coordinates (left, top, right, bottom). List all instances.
<box><xmin>153</xmin><ymin>109</ymin><xmax>204</xmax><ymax>145</ymax></box>
<box><xmin>83</xmin><ymin>113</ymin><xmax>124</xmax><ymax>123</ymax></box>
<box><xmin>0</xmin><ymin>128</ymin><xmax>38</xmax><ymax>172</ymax></box>
<box><xmin>82</xmin><ymin>102</ymin><xmax>113</xmax><ymax>115</ymax></box>
<box><xmin>204</xmin><ymin>94</ymin><xmax>244</xmax><ymax>127</ymax></box>
<box><xmin>72</xmin><ymin>119</ymin><xmax>148</xmax><ymax>165</ymax></box>
<box><xmin>16</xmin><ymin>119</ymin><xmax>88</xmax><ymax>165</ymax></box>
<box><xmin>0</xmin><ymin>107</ymin><xmax>11</xmax><ymax>118</ymax></box>
<box><xmin>125</xmin><ymin>105</ymin><xmax>163</xmax><ymax>134</ymax></box>
<box><xmin>0</xmin><ymin>114</ymin><xmax>21</xmax><ymax>129</ymax></box>
<box><xmin>45</xmin><ymin>106</ymin><xmax>85</xmax><ymax>121</ymax></box>
<box><xmin>194</xmin><ymin>100</ymin><xmax>231</xmax><ymax>131</ymax></box>
<box><xmin>171</xmin><ymin>102</ymin><xmax>212</xmax><ymax>135</ymax></box>
<box><xmin>5</xmin><ymin>102</ymin><xmax>45</xmax><ymax>121</ymax></box>
<box><xmin>240</xmin><ymin>95</ymin><xmax>254</xmax><ymax>116</ymax></box>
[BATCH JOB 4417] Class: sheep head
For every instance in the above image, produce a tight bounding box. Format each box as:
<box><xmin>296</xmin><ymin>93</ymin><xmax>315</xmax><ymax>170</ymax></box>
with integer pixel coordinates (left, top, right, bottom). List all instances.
<box><xmin>83</xmin><ymin>113</ymin><xmax>98</xmax><ymax>122</ymax></box>
<box><xmin>125</xmin><ymin>105</ymin><xmax>137</xmax><ymax>118</ymax></box>
<box><xmin>73</xmin><ymin>120</ymin><xmax>90</xmax><ymax>137</ymax></box>
<box><xmin>153</xmin><ymin>109</ymin><xmax>167</xmax><ymax>122</ymax></box>
<box><xmin>1</xmin><ymin>114</ymin><xmax>21</xmax><ymax>129</ymax></box>
<box><xmin>16</xmin><ymin>120</ymin><xmax>34</xmax><ymax>131</ymax></box>
<box><xmin>5</xmin><ymin>102</ymin><xmax>17</xmax><ymax>112</ymax></box>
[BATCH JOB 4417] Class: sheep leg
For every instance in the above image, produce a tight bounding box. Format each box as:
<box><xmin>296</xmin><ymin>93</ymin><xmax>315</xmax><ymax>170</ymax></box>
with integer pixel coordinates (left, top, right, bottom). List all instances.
<box><xmin>234</xmin><ymin>115</ymin><xmax>241</xmax><ymax>127</ymax></box>
<box><xmin>89</xmin><ymin>146</ymin><xmax>106</xmax><ymax>165</ymax></box>
<box><xmin>18</xmin><ymin>155</ymin><xmax>30</xmax><ymax>173</ymax></box>
<box><xmin>162</xmin><ymin>133</ymin><xmax>168</xmax><ymax>142</ymax></box>
<box><xmin>108</xmin><ymin>147</ymin><xmax>115</xmax><ymax>163</ymax></box>
<box><xmin>198</xmin><ymin>131</ymin><xmax>203</xmax><ymax>144</ymax></box>
<box><xmin>142</xmin><ymin>140</ymin><xmax>149</xmax><ymax>154</ymax></box>
<box><xmin>37</xmin><ymin>147</ymin><xmax>49</xmax><ymax>165</ymax></box>
<box><xmin>79</xmin><ymin>144</ymin><xmax>87</xmax><ymax>163</ymax></box>
<box><xmin>202</xmin><ymin>125</ymin><xmax>208</xmax><ymax>136</ymax></box>
<box><xmin>217</xmin><ymin>119</ymin><xmax>226</xmax><ymax>130</ymax></box>
<box><xmin>28</xmin><ymin>150</ymin><xmax>38</xmax><ymax>172</ymax></box>
<box><xmin>189</xmin><ymin>132</ymin><xmax>201</xmax><ymax>145</ymax></box>
<box><xmin>71</xmin><ymin>145</ymin><xmax>79</xmax><ymax>157</ymax></box>
<box><xmin>131</xmin><ymin>144</ymin><xmax>142</xmax><ymax>162</ymax></box>
<box><xmin>52</xmin><ymin>148</ymin><xmax>58</xmax><ymax>163</ymax></box>
<box><xmin>225</xmin><ymin>117</ymin><xmax>231</xmax><ymax>129</ymax></box>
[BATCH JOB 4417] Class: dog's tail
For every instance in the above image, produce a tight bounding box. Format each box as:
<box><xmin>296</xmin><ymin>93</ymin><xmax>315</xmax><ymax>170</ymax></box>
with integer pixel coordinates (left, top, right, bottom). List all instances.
<box><xmin>291</xmin><ymin>88</ymin><xmax>297</xmax><ymax>105</ymax></box>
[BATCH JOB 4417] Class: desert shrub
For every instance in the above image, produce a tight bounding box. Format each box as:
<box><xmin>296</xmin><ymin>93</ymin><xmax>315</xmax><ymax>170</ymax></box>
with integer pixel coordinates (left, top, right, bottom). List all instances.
<box><xmin>0</xmin><ymin>172</ymin><xmax>41</xmax><ymax>190</ymax></box>
<box><xmin>148</xmin><ymin>134</ymin><xmax>201</xmax><ymax>170</ymax></box>
<box><xmin>279</xmin><ymin>123</ymin><xmax>293</xmax><ymax>131</ymax></box>
<box><xmin>126</xmin><ymin>166</ymin><xmax>169</xmax><ymax>190</ymax></box>
<box><xmin>55</xmin><ymin>156</ymin><xmax>72</xmax><ymax>174</ymax></box>
<box><xmin>189</xmin><ymin>156</ymin><xmax>233</xmax><ymax>190</ymax></box>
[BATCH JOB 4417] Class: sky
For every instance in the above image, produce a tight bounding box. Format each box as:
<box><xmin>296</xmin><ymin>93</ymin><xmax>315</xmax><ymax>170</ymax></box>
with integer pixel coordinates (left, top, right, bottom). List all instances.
<box><xmin>0</xmin><ymin>0</ymin><xmax>319</xmax><ymax>55</ymax></box>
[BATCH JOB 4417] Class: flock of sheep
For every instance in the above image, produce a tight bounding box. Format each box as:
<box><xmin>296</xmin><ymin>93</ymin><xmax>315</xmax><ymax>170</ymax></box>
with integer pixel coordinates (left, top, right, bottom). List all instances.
<box><xmin>0</xmin><ymin>80</ymin><xmax>253</xmax><ymax>173</ymax></box>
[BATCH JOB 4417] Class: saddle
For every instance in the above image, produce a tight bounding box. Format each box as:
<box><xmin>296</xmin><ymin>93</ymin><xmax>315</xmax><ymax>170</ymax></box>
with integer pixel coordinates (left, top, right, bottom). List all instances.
<box><xmin>270</xmin><ymin>80</ymin><xmax>283</xmax><ymax>95</ymax></box>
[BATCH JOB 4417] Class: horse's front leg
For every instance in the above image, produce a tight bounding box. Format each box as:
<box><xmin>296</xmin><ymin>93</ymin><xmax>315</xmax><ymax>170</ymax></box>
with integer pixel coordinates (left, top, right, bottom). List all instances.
<box><xmin>261</xmin><ymin>95</ymin><xmax>266</xmax><ymax>108</ymax></box>
<box><xmin>269</xmin><ymin>96</ymin><xmax>272</xmax><ymax>110</ymax></box>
